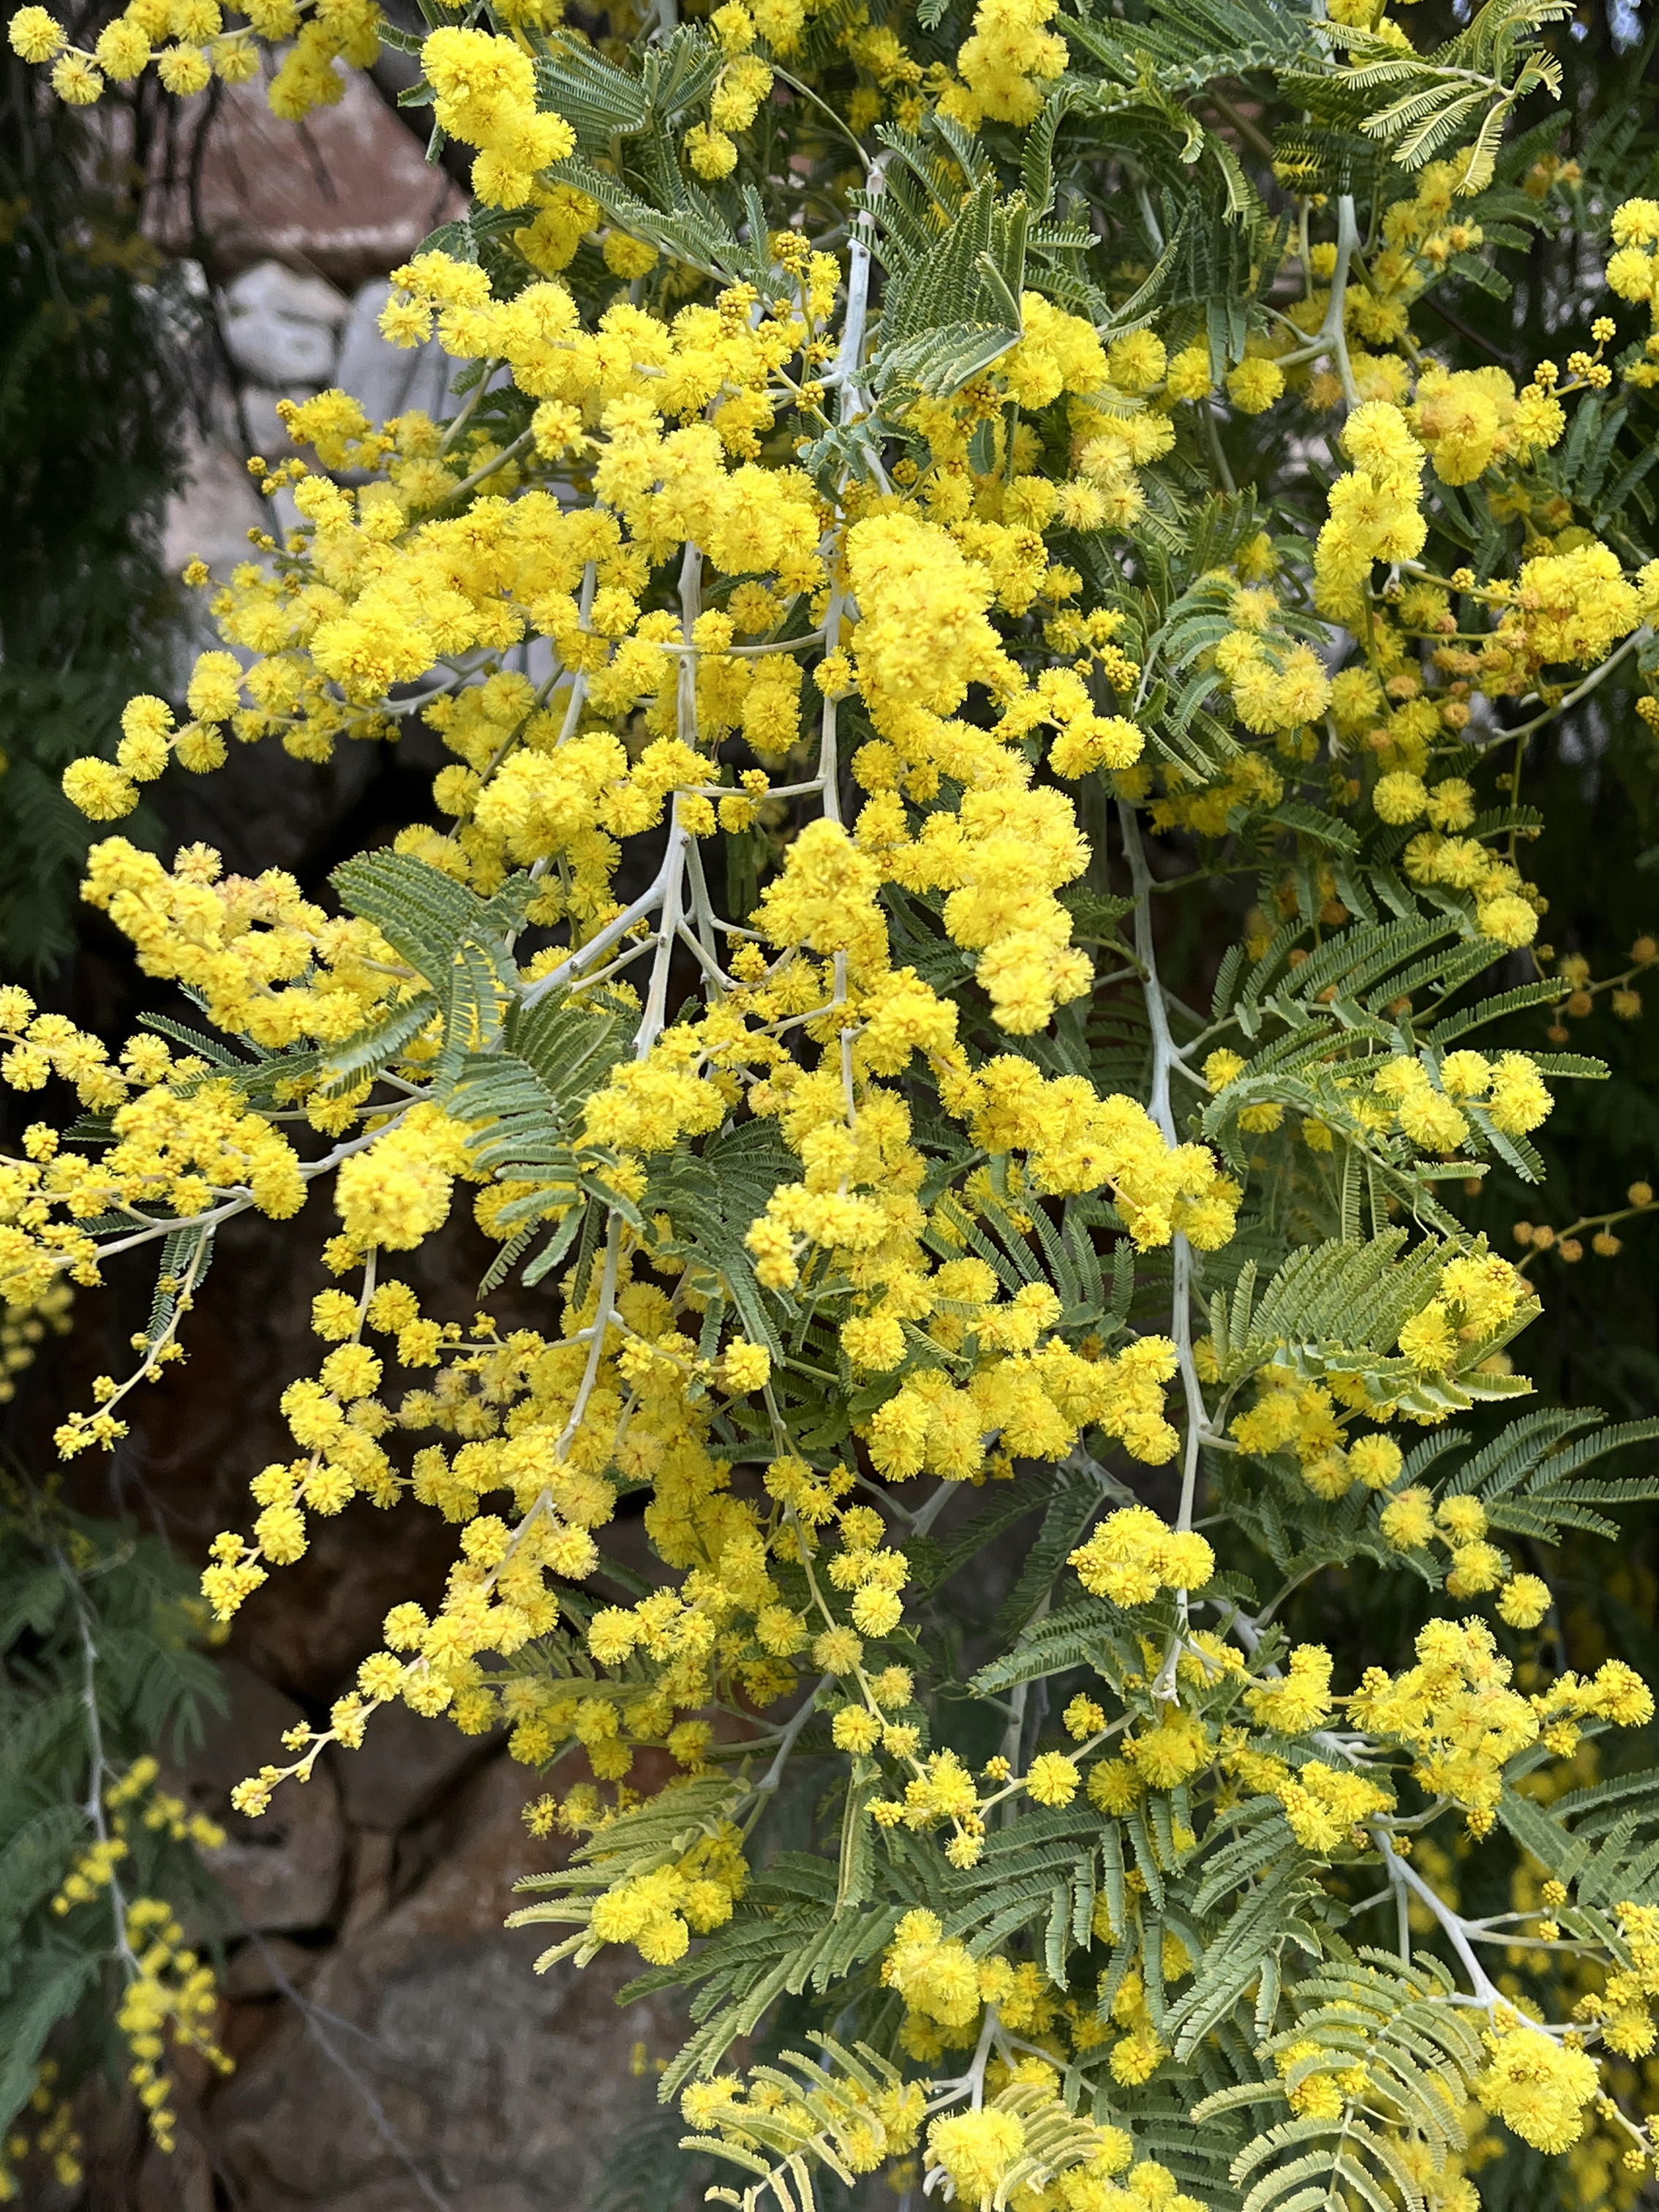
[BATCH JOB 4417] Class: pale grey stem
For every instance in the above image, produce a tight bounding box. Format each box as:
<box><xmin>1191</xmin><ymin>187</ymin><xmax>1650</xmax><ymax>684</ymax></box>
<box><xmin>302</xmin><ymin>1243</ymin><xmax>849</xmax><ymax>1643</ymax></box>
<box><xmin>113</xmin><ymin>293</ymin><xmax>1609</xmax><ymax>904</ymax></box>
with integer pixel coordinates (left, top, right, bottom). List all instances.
<box><xmin>827</xmin><ymin>162</ymin><xmax>884</xmax><ymax>406</ymax></box>
<box><xmin>71</xmin><ymin>1113</ymin><xmax>415</xmax><ymax>1271</ymax></box>
<box><xmin>636</xmin><ymin>810</ymin><xmax>689</xmax><ymax>1058</ymax></box>
<box><xmin>437</xmin><ymin>361</ymin><xmax>500</xmax><ymax>454</ymax></box>
<box><xmin>1489</xmin><ymin>627</ymin><xmax>1648</xmax><ymax>745</ymax></box>
<box><xmin>1118</xmin><ymin>803</ymin><xmax>1206</xmax><ymax>1538</ymax></box>
<box><xmin>552</xmin><ymin>1214</ymin><xmax>622</xmax><ymax>1463</ymax></box>
<box><xmin>923</xmin><ymin>2004</ymin><xmax>1003</xmax><ymax>2121</ymax></box>
<box><xmin>1374</xmin><ymin>1829</ymin><xmax>1501</xmax><ymax>2005</ymax></box>
<box><xmin>519</xmin><ymin>876</ymin><xmax>666</xmax><ymax>1009</ymax></box>
<box><xmin>682</xmin><ymin>829</ymin><xmax>723</xmax><ymax>971</ymax></box>
<box><xmin>817</xmin><ymin>587</ymin><xmax>845</xmax><ymax>824</ymax></box>
<box><xmin>443</xmin><ymin>426</ymin><xmax>534</xmax><ymax>507</ymax></box>
<box><xmin>908</xmin><ymin>1479</ymin><xmax>960</xmax><ymax>1540</ymax></box>
<box><xmin>750</xmin><ymin>1674</ymin><xmax>832</xmax><ymax>1797</ymax></box>
<box><xmin>651</xmin><ymin>628</ymin><xmax>827</xmax><ymax>659</ymax></box>
<box><xmin>57</xmin><ymin>1554</ymin><xmax>140</xmax><ymax>1975</ymax></box>
<box><xmin>998</xmin><ymin>1595</ymin><xmax>1048</xmax><ymax>1771</ymax></box>
<box><xmin>1272</xmin><ymin>192</ymin><xmax>1360</xmax><ymax>407</ymax></box>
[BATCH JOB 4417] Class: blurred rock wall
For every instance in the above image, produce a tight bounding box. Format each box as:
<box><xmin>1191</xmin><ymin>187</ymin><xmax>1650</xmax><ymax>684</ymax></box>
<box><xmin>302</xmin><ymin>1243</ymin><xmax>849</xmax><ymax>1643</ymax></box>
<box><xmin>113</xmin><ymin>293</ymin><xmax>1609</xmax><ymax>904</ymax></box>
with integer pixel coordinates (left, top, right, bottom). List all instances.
<box><xmin>148</xmin><ymin>53</ymin><xmax>467</xmax><ymax>587</ymax></box>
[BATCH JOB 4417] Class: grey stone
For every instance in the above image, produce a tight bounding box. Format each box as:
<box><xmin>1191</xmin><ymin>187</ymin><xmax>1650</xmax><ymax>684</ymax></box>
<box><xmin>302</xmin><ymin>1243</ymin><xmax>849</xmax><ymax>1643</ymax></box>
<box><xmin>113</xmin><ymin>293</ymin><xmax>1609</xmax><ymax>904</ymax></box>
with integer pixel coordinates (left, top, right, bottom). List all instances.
<box><xmin>167</xmin><ymin>1661</ymin><xmax>347</xmax><ymax>1935</ymax></box>
<box><xmin>208</xmin><ymin>1756</ymin><xmax>681</xmax><ymax>2211</ymax></box>
<box><xmin>222</xmin><ymin>260</ymin><xmax>351</xmax><ymax>386</ymax></box>
<box><xmin>334</xmin><ymin>276</ymin><xmax>458</xmax><ymax>426</ymax></box>
<box><xmin>161</xmin><ymin>423</ymin><xmax>266</xmax><ymax>590</ymax></box>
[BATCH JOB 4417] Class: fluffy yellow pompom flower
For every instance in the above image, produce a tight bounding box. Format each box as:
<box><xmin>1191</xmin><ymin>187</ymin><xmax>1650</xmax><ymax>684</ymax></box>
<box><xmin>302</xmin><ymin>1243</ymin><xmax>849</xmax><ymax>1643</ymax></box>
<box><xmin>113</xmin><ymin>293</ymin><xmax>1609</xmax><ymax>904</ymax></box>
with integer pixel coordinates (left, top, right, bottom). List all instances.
<box><xmin>1498</xmin><ymin>1574</ymin><xmax>1552</xmax><ymax>1629</ymax></box>
<box><xmin>62</xmin><ymin>757</ymin><xmax>140</xmax><ymax>820</ymax></box>
<box><xmin>1476</xmin><ymin>2021</ymin><xmax>1600</xmax><ymax>2153</ymax></box>
<box><xmin>1025</xmin><ymin>1751</ymin><xmax>1080</xmax><ymax>1805</ymax></box>
<box><xmin>927</xmin><ymin>2107</ymin><xmax>1026</xmax><ymax>2200</ymax></box>
<box><xmin>334</xmin><ymin>1108</ymin><xmax>470</xmax><ymax>1250</ymax></box>
<box><xmin>1379</xmin><ymin>1488</ymin><xmax>1435</xmax><ymax>1550</ymax></box>
<box><xmin>10</xmin><ymin>4</ymin><xmax>65</xmax><ymax>59</ymax></box>
<box><xmin>1071</xmin><ymin>1507</ymin><xmax>1214</xmax><ymax>1604</ymax></box>
<box><xmin>1226</xmin><ymin>357</ymin><xmax>1284</xmax><ymax>413</ymax></box>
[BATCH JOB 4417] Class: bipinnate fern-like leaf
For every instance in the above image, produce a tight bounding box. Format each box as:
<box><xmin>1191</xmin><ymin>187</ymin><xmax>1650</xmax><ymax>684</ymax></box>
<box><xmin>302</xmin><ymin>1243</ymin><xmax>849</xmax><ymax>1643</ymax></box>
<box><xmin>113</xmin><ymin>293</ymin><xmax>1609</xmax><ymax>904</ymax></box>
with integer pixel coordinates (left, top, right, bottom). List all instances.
<box><xmin>1195</xmin><ymin>1953</ymin><xmax>1486</xmax><ymax>2212</ymax></box>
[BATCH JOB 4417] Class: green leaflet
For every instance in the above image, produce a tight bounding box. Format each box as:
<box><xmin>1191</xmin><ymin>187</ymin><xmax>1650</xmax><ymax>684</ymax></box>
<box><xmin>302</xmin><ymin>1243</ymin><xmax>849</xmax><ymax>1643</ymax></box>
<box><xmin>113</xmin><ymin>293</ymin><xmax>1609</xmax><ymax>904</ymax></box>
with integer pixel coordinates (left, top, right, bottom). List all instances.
<box><xmin>329</xmin><ymin>850</ymin><xmax>536</xmax><ymax>1091</ymax></box>
<box><xmin>873</xmin><ymin>172</ymin><xmax>1031</xmax><ymax>392</ymax></box>
<box><xmin>875</xmin><ymin>318</ymin><xmax>1023</xmax><ymax>399</ymax></box>
<box><xmin>994</xmin><ymin>1459</ymin><xmax>1105</xmax><ymax>1634</ymax></box>
<box><xmin>1434</xmin><ymin>1407</ymin><xmax>1659</xmax><ymax>1541</ymax></box>
<box><xmin>688</xmin><ymin>2039</ymin><xmax>913</xmax><ymax>2210</ymax></box>
<box><xmin>969</xmin><ymin>1595</ymin><xmax>1137</xmax><ymax>1693</ymax></box>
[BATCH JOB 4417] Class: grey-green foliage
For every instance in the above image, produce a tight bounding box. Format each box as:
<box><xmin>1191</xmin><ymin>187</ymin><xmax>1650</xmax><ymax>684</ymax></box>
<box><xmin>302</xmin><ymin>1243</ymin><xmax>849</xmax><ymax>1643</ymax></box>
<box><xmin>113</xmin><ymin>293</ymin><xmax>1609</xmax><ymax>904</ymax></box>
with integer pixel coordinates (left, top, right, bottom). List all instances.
<box><xmin>0</xmin><ymin>1476</ymin><xmax>225</xmax><ymax>2169</ymax></box>
<box><xmin>0</xmin><ymin>50</ymin><xmax>198</xmax><ymax>976</ymax></box>
<box><xmin>1197</xmin><ymin>1954</ymin><xmax>1487</xmax><ymax>2212</ymax></box>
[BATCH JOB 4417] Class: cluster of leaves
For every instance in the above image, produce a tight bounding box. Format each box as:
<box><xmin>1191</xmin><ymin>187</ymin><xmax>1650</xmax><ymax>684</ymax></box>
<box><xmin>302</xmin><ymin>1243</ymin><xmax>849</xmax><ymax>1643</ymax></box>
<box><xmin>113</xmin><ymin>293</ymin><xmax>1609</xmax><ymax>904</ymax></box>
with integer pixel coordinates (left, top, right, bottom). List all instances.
<box><xmin>0</xmin><ymin>40</ymin><xmax>200</xmax><ymax>976</ymax></box>
<box><xmin>0</xmin><ymin>1472</ymin><xmax>225</xmax><ymax>2200</ymax></box>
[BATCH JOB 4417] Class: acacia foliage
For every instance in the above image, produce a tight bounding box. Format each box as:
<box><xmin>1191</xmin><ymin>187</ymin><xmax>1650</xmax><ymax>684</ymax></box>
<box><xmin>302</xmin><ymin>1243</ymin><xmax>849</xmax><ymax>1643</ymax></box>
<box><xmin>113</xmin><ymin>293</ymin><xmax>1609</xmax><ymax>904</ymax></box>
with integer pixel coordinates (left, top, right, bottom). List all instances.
<box><xmin>0</xmin><ymin>42</ymin><xmax>200</xmax><ymax>976</ymax></box>
<box><xmin>0</xmin><ymin>1464</ymin><xmax>228</xmax><ymax>2200</ymax></box>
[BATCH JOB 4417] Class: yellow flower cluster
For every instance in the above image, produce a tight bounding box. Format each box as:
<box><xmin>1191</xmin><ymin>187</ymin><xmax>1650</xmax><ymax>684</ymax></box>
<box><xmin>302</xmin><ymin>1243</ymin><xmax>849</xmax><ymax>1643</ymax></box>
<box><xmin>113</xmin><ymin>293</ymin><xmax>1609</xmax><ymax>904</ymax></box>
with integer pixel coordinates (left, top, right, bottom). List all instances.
<box><xmin>1397</xmin><ymin>1245</ymin><xmax>1532</xmax><ymax>1374</ymax></box>
<box><xmin>583</xmin><ymin>1824</ymin><xmax>748</xmax><ymax>1964</ymax></box>
<box><xmin>78</xmin><ymin>838</ymin><xmax>404</xmax><ymax>1049</ymax></box>
<box><xmin>1314</xmin><ymin>399</ymin><xmax>1430</xmax><ymax>622</ymax></box>
<box><xmin>1256</xmin><ymin>1753</ymin><xmax>1396</xmax><ymax>1855</ymax></box>
<box><xmin>7</xmin><ymin>0</ymin><xmax>380</xmax><ymax>113</ymax></box>
<box><xmin>50</xmin><ymin>1757</ymin><xmax>224</xmax><ymax>1916</ymax></box>
<box><xmin>1411</xmin><ymin>364</ymin><xmax>1565</xmax><ymax>486</ymax></box>
<box><xmin>1069</xmin><ymin>1506</ymin><xmax>1215</xmax><ymax>1603</ymax></box>
<box><xmin>1222</xmin><ymin>1240</ymin><xmax>1537</xmax><ymax>1505</ymax></box>
<box><xmin>680</xmin><ymin>2060</ymin><xmax>925</xmax><ymax>2178</ymax></box>
<box><xmin>1476</xmin><ymin>2015</ymin><xmax>1602</xmax><ymax>2155</ymax></box>
<box><xmin>1607</xmin><ymin>200</ymin><xmax>1659</xmax><ymax>325</ymax></box>
<box><xmin>884</xmin><ymin>1906</ymin><xmax>1000</xmax><ymax>2038</ymax></box>
<box><xmin>1346</xmin><ymin>1616</ymin><xmax>1652</xmax><ymax>1832</ymax></box>
<box><xmin>944</xmin><ymin>0</ymin><xmax>1066</xmax><ymax>129</ymax></box>
<box><xmin>421</xmin><ymin>29</ymin><xmax>576</xmax><ymax>209</ymax></box>
<box><xmin>1593</xmin><ymin>1904</ymin><xmax>1659</xmax><ymax>2059</ymax></box>
<box><xmin>925</xmin><ymin>2096</ymin><xmax>1195</xmax><ymax>2212</ymax></box>
<box><xmin>0</xmin><ymin>1277</ymin><xmax>71</xmax><ymax>1404</ymax></box>
<box><xmin>114</xmin><ymin>1898</ymin><xmax>233</xmax><ymax>2153</ymax></box>
<box><xmin>0</xmin><ymin>2064</ymin><xmax>83</xmax><ymax>2199</ymax></box>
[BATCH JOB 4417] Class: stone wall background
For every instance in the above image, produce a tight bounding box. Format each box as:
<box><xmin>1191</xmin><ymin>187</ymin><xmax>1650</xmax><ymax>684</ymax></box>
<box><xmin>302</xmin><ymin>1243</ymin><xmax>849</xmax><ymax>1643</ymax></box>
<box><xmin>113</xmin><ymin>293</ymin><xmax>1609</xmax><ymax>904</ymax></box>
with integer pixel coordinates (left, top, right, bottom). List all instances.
<box><xmin>149</xmin><ymin>54</ymin><xmax>468</xmax><ymax>590</ymax></box>
<box><xmin>28</xmin><ymin>62</ymin><xmax>701</xmax><ymax>2212</ymax></box>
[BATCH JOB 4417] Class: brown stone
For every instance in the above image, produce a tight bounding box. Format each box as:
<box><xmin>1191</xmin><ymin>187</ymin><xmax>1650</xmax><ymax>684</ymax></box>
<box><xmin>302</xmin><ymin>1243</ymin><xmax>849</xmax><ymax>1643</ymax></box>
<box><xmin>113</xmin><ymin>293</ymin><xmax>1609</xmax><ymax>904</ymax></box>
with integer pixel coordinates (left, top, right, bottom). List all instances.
<box><xmin>208</xmin><ymin>1755</ymin><xmax>683</xmax><ymax>2211</ymax></box>
<box><xmin>327</xmin><ymin>1696</ymin><xmax>503</xmax><ymax>1835</ymax></box>
<box><xmin>223</xmin><ymin>1933</ymin><xmax>322</xmax><ymax>2002</ymax></box>
<box><xmin>168</xmin><ymin>1660</ymin><xmax>347</xmax><ymax>1933</ymax></box>
<box><xmin>147</xmin><ymin>65</ymin><xmax>466</xmax><ymax>289</ymax></box>
<box><xmin>136</xmin><ymin>2125</ymin><xmax>214</xmax><ymax>2212</ymax></box>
